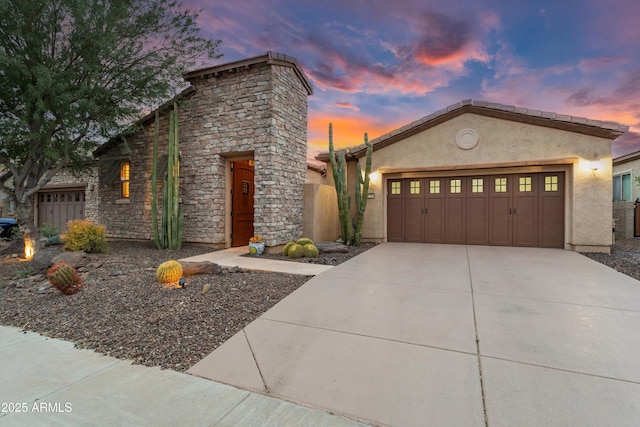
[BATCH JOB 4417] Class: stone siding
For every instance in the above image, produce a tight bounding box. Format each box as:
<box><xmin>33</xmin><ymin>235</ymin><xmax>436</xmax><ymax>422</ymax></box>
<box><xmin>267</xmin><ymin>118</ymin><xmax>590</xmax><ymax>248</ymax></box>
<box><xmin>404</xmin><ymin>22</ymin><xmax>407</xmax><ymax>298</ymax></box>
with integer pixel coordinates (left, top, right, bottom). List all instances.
<box><xmin>97</xmin><ymin>57</ymin><xmax>309</xmax><ymax>246</ymax></box>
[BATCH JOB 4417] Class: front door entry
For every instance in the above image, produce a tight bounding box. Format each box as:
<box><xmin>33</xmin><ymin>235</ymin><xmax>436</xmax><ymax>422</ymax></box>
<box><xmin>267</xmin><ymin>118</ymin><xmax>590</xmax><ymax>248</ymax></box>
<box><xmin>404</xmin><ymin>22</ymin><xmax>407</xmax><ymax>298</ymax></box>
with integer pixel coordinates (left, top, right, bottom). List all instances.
<box><xmin>231</xmin><ymin>160</ymin><xmax>254</xmax><ymax>246</ymax></box>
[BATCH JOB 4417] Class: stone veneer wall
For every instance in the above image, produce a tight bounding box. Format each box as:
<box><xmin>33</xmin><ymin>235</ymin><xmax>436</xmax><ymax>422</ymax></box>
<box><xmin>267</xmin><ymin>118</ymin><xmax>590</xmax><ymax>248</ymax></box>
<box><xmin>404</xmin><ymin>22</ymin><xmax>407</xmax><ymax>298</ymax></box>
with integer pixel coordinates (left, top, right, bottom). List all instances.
<box><xmin>97</xmin><ymin>60</ymin><xmax>309</xmax><ymax>246</ymax></box>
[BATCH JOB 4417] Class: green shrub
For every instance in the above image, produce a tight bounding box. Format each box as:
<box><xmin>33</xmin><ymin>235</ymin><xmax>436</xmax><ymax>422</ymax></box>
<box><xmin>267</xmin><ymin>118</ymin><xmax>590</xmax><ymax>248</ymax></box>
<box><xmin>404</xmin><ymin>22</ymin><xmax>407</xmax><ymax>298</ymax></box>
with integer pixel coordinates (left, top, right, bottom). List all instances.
<box><xmin>282</xmin><ymin>241</ymin><xmax>296</xmax><ymax>256</ymax></box>
<box><xmin>63</xmin><ymin>219</ymin><xmax>108</xmax><ymax>253</ymax></box>
<box><xmin>302</xmin><ymin>243</ymin><xmax>319</xmax><ymax>258</ymax></box>
<box><xmin>287</xmin><ymin>243</ymin><xmax>304</xmax><ymax>259</ymax></box>
<box><xmin>39</xmin><ymin>221</ymin><xmax>59</xmax><ymax>238</ymax></box>
<box><xmin>296</xmin><ymin>237</ymin><xmax>314</xmax><ymax>247</ymax></box>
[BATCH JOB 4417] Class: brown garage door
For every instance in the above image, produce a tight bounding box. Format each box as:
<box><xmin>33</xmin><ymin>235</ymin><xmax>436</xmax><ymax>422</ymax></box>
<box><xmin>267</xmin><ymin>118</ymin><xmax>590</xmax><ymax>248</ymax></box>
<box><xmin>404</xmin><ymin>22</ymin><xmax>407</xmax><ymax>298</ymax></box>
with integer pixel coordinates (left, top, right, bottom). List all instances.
<box><xmin>38</xmin><ymin>190</ymin><xmax>85</xmax><ymax>232</ymax></box>
<box><xmin>387</xmin><ymin>172</ymin><xmax>564</xmax><ymax>248</ymax></box>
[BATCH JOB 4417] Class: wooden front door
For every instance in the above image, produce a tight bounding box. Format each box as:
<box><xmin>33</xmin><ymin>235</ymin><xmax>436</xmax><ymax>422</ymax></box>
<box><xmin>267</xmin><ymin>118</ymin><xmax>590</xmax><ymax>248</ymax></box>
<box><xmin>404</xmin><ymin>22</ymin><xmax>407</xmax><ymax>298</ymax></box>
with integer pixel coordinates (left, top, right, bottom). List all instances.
<box><xmin>231</xmin><ymin>160</ymin><xmax>254</xmax><ymax>246</ymax></box>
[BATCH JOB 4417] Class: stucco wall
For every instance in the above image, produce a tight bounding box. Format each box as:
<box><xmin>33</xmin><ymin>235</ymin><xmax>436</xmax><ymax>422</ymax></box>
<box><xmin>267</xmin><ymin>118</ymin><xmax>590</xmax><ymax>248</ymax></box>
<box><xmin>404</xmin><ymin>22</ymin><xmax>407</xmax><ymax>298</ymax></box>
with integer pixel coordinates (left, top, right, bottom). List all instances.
<box><xmin>613</xmin><ymin>202</ymin><xmax>634</xmax><ymax>241</ymax></box>
<box><xmin>351</xmin><ymin>112</ymin><xmax>613</xmax><ymax>250</ymax></box>
<box><xmin>98</xmin><ymin>61</ymin><xmax>309</xmax><ymax>246</ymax></box>
<box><xmin>303</xmin><ymin>183</ymin><xmax>340</xmax><ymax>242</ymax></box>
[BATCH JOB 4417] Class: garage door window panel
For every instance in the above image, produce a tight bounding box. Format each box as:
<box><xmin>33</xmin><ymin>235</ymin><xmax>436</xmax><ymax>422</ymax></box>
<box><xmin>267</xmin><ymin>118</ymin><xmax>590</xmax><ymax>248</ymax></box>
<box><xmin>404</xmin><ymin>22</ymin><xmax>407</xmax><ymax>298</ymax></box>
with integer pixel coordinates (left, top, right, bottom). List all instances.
<box><xmin>494</xmin><ymin>178</ymin><xmax>507</xmax><ymax>193</ymax></box>
<box><xmin>429</xmin><ymin>180</ymin><xmax>440</xmax><ymax>194</ymax></box>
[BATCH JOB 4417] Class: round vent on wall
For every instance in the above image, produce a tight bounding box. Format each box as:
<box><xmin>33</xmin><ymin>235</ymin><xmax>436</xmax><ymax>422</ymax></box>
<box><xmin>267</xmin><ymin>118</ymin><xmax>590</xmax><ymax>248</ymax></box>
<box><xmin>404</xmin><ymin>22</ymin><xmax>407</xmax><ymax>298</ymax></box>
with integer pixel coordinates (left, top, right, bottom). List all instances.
<box><xmin>456</xmin><ymin>128</ymin><xmax>479</xmax><ymax>150</ymax></box>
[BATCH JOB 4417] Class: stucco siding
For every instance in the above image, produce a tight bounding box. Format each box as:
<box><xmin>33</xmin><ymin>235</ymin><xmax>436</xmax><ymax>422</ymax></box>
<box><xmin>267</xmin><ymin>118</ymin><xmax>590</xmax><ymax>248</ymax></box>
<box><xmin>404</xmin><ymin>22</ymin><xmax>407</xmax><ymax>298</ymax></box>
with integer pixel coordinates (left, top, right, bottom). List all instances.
<box><xmin>357</xmin><ymin>112</ymin><xmax>614</xmax><ymax>250</ymax></box>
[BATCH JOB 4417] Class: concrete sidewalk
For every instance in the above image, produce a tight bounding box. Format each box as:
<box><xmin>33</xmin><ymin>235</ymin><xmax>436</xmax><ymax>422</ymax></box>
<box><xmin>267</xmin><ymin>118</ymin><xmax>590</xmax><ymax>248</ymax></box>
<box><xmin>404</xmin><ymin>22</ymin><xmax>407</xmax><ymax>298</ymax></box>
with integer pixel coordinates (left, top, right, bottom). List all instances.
<box><xmin>0</xmin><ymin>326</ymin><xmax>367</xmax><ymax>426</ymax></box>
<box><xmin>189</xmin><ymin>243</ymin><xmax>640</xmax><ymax>426</ymax></box>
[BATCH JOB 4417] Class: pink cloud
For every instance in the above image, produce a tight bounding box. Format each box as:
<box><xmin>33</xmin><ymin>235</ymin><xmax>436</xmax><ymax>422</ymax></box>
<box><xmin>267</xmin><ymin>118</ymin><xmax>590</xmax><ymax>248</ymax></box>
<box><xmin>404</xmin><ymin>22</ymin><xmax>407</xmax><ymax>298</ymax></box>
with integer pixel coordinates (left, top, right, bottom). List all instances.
<box><xmin>336</xmin><ymin>102</ymin><xmax>360</xmax><ymax>112</ymax></box>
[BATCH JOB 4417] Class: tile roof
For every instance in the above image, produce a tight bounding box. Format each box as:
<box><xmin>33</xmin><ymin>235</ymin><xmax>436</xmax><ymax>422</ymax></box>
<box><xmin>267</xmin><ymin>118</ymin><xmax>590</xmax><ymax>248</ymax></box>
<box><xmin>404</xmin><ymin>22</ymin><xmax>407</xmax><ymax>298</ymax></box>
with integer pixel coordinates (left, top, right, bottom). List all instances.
<box><xmin>613</xmin><ymin>150</ymin><xmax>640</xmax><ymax>165</ymax></box>
<box><xmin>316</xmin><ymin>99</ymin><xmax>630</xmax><ymax>161</ymax></box>
<box><xmin>183</xmin><ymin>51</ymin><xmax>313</xmax><ymax>95</ymax></box>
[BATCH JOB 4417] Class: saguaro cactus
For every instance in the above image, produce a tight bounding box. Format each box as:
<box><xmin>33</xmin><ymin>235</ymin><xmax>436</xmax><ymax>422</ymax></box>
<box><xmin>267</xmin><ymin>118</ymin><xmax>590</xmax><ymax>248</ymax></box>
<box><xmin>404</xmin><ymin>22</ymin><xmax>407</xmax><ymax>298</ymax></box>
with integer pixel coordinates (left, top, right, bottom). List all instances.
<box><xmin>151</xmin><ymin>103</ymin><xmax>184</xmax><ymax>250</ymax></box>
<box><xmin>328</xmin><ymin>123</ymin><xmax>373</xmax><ymax>246</ymax></box>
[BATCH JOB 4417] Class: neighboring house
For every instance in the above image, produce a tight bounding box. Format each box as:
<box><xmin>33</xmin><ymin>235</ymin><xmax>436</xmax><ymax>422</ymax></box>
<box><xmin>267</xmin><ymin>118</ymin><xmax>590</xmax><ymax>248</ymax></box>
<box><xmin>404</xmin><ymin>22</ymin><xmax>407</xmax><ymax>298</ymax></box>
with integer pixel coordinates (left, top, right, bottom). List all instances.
<box><xmin>92</xmin><ymin>52</ymin><xmax>313</xmax><ymax>248</ymax></box>
<box><xmin>612</xmin><ymin>150</ymin><xmax>640</xmax><ymax>239</ymax></box>
<box><xmin>317</xmin><ymin>100</ymin><xmax>628</xmax><ymax>253</ymax></box>
<box><xmin>613</xmin><ymin>150</ymin><xmax>639</xmax><ymax>203</ymax></box>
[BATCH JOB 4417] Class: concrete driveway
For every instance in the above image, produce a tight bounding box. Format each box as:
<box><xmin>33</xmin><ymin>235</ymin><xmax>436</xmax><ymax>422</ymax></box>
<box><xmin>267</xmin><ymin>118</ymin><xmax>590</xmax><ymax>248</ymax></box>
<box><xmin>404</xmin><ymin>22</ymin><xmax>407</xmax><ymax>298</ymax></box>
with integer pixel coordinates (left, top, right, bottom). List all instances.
<box><xmin>189</xmin><ymin>243</ymin><xmax>640</xmax><ymax>426</ymax></box>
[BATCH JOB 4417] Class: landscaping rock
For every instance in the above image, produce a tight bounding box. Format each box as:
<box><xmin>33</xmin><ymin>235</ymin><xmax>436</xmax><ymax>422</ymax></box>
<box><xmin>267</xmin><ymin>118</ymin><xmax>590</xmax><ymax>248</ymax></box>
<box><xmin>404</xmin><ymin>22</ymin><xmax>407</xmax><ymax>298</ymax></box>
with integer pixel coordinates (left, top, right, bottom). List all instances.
<box><xmin>0</xmin><ymin>239</ymin><xmax>23</xmax><ymax>255</ymax></box>
<box><xmin>30</xmin><ymin>247</ymin><xmax>62</xmax><ymax>273</ymax></box>
<box><xmin>315</xmin><ymin>241</ymin><xmax>349</xmax><ymax>253</ymax></box>
<box><xmin>181</xmin><ymin>261</ymin><xmax>223</xmax><ymax>276</ymax></box>
<box><xmin>52</xmin><ymin>251</ymin><xmax>89</xmax><ymax>269</ymax></box>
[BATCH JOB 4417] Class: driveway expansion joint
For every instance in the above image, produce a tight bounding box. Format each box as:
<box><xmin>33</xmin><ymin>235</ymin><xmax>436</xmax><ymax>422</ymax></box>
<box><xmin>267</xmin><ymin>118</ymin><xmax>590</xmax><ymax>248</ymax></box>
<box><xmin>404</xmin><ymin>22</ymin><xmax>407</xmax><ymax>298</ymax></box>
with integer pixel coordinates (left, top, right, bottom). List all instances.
<box><xmin>259</xmin><ymin>317</ymin><xmax>478</xmax><ymax>357</ymax></box>
<box><xmin>467</xmin><ymin>246</ymin><xmax>489</xmax><ymax>427</ymax></box>
<box><xmin>243</xmin><ymin>328</ymin><xmax>270</xmax><ymax>394</ymax></box>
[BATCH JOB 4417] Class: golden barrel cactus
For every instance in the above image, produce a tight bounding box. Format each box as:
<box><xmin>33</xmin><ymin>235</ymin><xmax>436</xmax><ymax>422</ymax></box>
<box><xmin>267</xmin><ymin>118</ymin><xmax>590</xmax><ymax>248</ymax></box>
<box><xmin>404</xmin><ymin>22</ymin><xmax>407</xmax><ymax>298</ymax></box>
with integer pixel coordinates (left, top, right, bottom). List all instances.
<box><xmin>156</xmin><ymin>260</ymin><xmax>183</xmax><ymax>286</ymax></box>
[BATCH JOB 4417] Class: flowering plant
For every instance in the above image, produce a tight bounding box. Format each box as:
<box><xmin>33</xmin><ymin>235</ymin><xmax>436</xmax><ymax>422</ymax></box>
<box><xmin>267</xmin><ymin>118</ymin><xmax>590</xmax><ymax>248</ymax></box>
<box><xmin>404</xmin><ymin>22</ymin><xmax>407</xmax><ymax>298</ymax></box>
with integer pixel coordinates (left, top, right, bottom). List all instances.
<box><xmin>249</xmin><ymin>234</ymin><xmax>263</xmax><ymax>243</ymax></box>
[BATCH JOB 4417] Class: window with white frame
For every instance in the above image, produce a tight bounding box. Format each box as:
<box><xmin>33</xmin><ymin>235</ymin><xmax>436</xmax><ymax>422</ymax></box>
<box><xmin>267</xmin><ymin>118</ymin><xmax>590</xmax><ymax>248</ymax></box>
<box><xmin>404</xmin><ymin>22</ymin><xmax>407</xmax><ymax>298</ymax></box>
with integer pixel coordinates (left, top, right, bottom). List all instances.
<box><xmin>613</xmin><ymin>173</ymin><xmax>632</xmax><ymax>202</ymax></box>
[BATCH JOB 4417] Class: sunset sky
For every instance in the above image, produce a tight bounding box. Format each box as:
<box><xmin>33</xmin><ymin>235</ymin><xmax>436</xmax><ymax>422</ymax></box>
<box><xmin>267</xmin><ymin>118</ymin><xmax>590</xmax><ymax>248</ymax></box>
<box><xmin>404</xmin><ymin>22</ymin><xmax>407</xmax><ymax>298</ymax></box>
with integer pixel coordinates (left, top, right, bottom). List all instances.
<box><xmin>186</xmin><ymin>0</ymin><xmax>640</xmax><ymax>161</ymax></box>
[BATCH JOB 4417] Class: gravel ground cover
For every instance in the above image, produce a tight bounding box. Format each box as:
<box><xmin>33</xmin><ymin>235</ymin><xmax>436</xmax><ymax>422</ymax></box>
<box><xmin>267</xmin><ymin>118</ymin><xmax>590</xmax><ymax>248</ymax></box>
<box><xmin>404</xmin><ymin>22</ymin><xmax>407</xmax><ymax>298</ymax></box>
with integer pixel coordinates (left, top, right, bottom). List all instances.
<box><xmin>582</xmin><ymin>237</ymin><xmax>640</xmax><ymax>281</ymax></box>
<box><xmin>0</xmin><ymin>240</ymin><xmax>370</xmax><ymax>372</ymax></box>
<box><xmin>1</xmin><ymin>238</ymin><xmax>637</xmax><ymax>373</ymax></box>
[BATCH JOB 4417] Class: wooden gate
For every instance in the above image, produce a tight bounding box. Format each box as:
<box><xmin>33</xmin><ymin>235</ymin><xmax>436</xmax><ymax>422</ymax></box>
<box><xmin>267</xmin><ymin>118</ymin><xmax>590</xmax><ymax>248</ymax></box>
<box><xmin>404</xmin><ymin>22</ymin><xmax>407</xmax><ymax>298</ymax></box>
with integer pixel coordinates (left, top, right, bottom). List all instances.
<box><xmin>37</xmin><ymin>190</ymin><xmax>85</xmax><ymax>232</ymax></box>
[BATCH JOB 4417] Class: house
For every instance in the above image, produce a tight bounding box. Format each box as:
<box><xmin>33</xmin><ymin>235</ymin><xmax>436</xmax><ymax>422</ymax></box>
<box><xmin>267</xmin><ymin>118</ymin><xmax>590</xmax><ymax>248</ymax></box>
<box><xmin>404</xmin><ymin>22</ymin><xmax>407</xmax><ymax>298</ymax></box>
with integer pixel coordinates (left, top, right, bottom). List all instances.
<box><xmin>317</xmin><ymin>100</ymin><xmax>628</xmax><ymax>253</ymax></box>
<box><xmin>92</xmin><ymin>52</ymin><xmax>313</xmax><ymax>248</ymax></box>
<box><xmin>21</xmin><ymin>53</ymin><xmax>629</xmax><ymax>253</ymax></box>
<box><xmin>612</xmin><ymin>150</ymin><xmax>640</xmax><ymax>239</ymax></box>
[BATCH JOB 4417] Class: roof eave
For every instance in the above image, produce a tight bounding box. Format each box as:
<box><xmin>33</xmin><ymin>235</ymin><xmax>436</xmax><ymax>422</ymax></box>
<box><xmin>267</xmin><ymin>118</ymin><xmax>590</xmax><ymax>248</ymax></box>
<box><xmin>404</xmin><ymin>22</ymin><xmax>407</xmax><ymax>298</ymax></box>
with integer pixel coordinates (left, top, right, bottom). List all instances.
<box><xmin>613</xmin><ymin>150</ymin><xmax>640</xmax><ymax>165</ymax></box>
<box><xmin>92</xmin><ymin>86</ymin><xmax>196</xmax><ymax>158</ymax></box>
<box><xmin>316</xmin><ymin>102</ymin><xmax>628</xmax><ymax>162</ymax></box>
<box><xmin>184</xmin><ymin>51</ymin><xmax>313</xmax><ymax>95</ymax></box>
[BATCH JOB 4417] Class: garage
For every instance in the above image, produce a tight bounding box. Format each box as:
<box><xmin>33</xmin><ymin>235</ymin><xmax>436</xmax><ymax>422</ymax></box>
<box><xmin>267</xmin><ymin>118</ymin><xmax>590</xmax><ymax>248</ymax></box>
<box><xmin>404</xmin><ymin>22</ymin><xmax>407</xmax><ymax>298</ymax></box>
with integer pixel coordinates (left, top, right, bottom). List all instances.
<box><xmin>317</xmin><ymin>100</ymin><xmax>627</xmax><ymax>252</ymax></box>
<box><xmin>387</xmin><ymin>172</ymin><xmax>565</xmax><ymax>248</ymax></box>
<box><xmin>37</xmin><ymin>189</ymin><xmax>85</xmax><ymax>232</ymax></box>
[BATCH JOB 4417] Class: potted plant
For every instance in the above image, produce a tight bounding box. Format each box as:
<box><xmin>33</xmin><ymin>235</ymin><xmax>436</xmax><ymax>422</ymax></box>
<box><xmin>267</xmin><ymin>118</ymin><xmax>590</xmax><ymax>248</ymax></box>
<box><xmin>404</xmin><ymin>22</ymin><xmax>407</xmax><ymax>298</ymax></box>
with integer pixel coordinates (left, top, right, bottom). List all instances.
<box><xmin>248</xmin><ymin>234</ymin><xmax>265</xmax><ymax>256</ymax></box>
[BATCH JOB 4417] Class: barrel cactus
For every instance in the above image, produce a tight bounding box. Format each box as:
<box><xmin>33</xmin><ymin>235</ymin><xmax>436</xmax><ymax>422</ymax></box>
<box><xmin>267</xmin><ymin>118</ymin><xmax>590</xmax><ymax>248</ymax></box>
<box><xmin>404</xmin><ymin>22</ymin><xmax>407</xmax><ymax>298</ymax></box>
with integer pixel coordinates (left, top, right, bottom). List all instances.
<box><xmin>303</xmin><ymin>243</ymin><xmax>319</xmax><ymax>258</ymax></box>
<box><xmin>282</xmin><ymin>241</ymin><xmax>296</xmax><ymax>256</ymax></box>
<box><xmin>287</xmin><ymin>243</ymin><xmax>304</xmax><ymax>259</ymax></box>
<box><xmin>156</xmin><ymin>260</ymin><xmax>183</xmax><ymax>286</ymax></box>
<box><xmin>296</xmin><ymin>237</ymin><xmax>314</xmax><ymax>247</ymax></box>
<box><xmin>47</xmin><ymin>262</ymin><xmax>86</xmax><ymax>295</ymax></box>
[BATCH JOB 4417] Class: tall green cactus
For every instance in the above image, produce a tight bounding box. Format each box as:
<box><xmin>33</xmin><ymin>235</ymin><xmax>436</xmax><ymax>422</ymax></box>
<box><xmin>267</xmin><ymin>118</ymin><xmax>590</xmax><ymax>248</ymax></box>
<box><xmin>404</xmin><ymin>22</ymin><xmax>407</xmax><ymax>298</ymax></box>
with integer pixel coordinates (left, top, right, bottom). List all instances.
<box><xmin>329</xmin><ymin>123</ymin><xmax>351</xmax><ymax>244</ymax></box>
<box><xmin>353</xmin><ymin>133</ymin><xmax>372</xmax><ymax>246</ymax></box>
<box><xmin>151</xmin><ymin>103</ymin><xmax>184</xmax><ymax>250</ymax></box>
<box><xmin>328</xmin><ymin>123</ymin><xmax>372</xmax><ymax>246</ymax></box>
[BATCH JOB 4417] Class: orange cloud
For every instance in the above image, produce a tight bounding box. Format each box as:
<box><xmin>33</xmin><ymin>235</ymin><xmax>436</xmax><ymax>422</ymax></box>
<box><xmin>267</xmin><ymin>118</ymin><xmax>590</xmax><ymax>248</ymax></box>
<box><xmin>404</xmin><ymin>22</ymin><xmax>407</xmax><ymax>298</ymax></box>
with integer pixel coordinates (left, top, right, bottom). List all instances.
<box><xmin>307</xmin><ymin>114</ymin><xmax>406</xmax><ymax>161</ymax></box>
